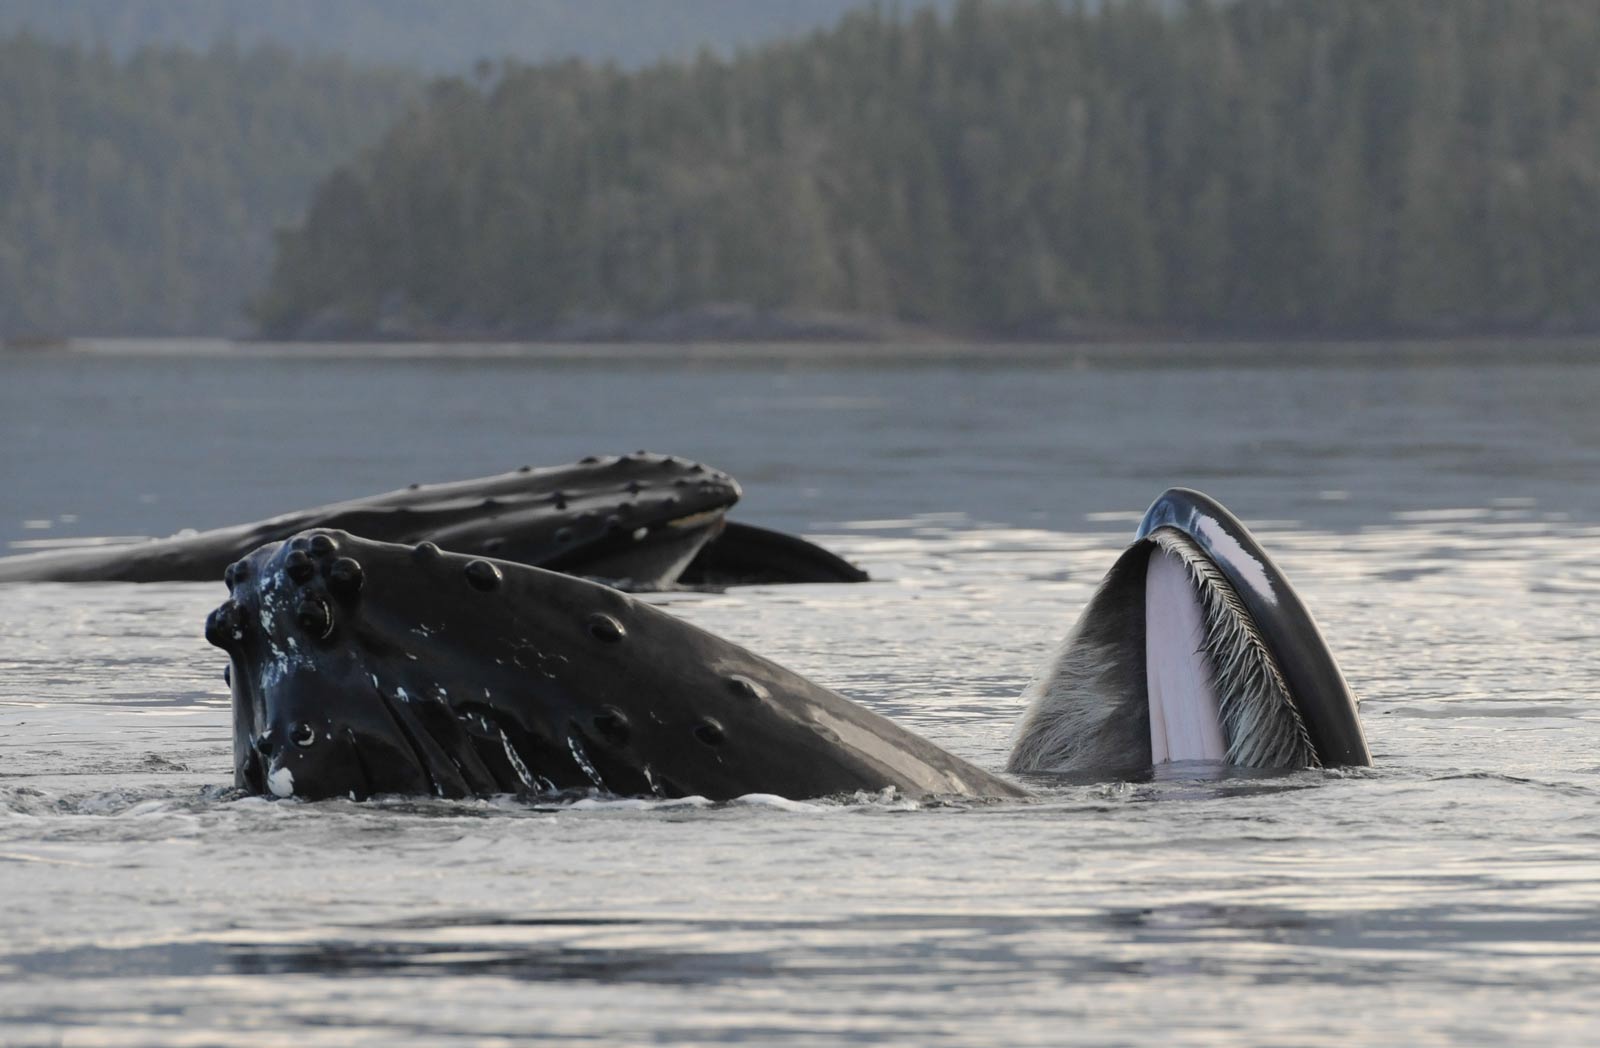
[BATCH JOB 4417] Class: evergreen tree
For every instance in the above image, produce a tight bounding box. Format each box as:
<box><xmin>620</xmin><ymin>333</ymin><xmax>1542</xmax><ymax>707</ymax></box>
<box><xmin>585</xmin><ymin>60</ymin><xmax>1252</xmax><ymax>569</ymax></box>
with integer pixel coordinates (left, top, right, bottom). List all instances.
<box><xmin>237</xmin><ymin>0</ymin><xmax>1600</xmax><ymax>338</ymax></box>
<box><xmin>0</xmin><ymin>34</ymin><xmax>418</xmax><ymax>336</ymax></box>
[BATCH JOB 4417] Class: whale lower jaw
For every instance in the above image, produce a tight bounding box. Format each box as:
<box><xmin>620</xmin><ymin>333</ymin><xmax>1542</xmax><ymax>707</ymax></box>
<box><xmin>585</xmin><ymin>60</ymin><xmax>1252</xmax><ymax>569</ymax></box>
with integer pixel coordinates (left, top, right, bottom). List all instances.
<box><xmin>1008</xmin><ymin>526</ymin><xmax>1318</xmax><ymax>777</ymax></box>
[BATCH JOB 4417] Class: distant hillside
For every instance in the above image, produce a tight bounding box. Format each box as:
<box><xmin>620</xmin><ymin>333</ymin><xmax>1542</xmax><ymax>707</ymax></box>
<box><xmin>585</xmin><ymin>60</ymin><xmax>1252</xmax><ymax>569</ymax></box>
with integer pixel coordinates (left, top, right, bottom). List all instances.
<box><xmin>0</xmin><ymin>36</ymin><xmax>419</xmax><ymax>337</ymax></box>
<box><xmin>0</xmin><ymin>0</ymin><xmax>950</xmax><ymax>71</ymax></box>
<box><xmin>257</xmin><ymin>0</ymin><xmax>1600</xmax><ymax>340</ymax></box>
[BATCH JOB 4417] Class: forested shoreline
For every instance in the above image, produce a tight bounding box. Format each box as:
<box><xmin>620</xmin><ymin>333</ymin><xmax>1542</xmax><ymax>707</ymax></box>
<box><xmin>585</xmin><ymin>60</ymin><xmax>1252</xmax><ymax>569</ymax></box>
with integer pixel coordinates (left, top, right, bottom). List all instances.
<box><xmin>7</xmin><ymin>0</ymin><xmax>1600</xmax><ymax>342</ymax></box>
<box><xmin>0</xmin><ymin>35</ymin><xmax>418</xmax><ymax>337</ymax></box>
<box><xmin>256</xmin><ymin>0</ymin><xmax>1600</xmax><ymax>342</ymax></box>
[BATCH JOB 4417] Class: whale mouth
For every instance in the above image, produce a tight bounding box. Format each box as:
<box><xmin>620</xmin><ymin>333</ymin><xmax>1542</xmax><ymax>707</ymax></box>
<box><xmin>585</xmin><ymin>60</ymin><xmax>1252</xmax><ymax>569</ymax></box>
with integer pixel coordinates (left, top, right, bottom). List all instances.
<box><xmin>1142</xmin><ymin>528</ymin><xmax>1318</xmax><ymax>769</ymax></box>
<box><xmin>665</xmin><ymin>508</ymin><xmax>726</xmax><ymax>531</ymax></box>
<box><xmin>1007</xmin><ymin>488</ymin><xmax>1364</xmax><ymax>779</ymax></box>
<box><xmin>1144</xmin><ymin>541</ymin><xmax>1228</xmax><ymax>764</ymax></box>
<box><xmin>1006</xmin><ymin>529</ymin><xmax>1316</xmax><ymax>777</ymax></box>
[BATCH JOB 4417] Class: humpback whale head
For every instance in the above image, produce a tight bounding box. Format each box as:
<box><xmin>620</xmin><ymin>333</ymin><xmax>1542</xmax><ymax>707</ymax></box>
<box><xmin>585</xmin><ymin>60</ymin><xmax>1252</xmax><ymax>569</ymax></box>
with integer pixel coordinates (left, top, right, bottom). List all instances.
<box><xmin>327</xmin><ymin>452</ymin><xmax>742</xmax><ymax>590</ymax></box>
<box><xmin>0</xmin><ymin>451</ymin><xmax>740</xmax><ymax>586</ymax></box>
<box><xmin>208</xmin><ymin>530</ymin><xmax>1019</xmax><ymax>802</ymax></box>
<box><xmin>1008</xmin><ymin>488</ymin><xmax>1370</xmax><ymax>778</ymax></box>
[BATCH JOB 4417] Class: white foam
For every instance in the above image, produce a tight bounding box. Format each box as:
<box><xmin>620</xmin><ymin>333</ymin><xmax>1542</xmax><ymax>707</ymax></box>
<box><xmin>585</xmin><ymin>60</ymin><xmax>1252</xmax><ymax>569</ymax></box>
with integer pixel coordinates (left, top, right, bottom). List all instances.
<box><xmin>733</xmin><ymin>793</ymin><xmax>827</xmax><ymax>813</ymax></box>
<box><xmin>1145</xmin><ymin>547</ymin><xmax>1227</xmax><ymax>764</ymax></box>
<box><xmin>569</xmin><ymin>796</ymin><xmax>655</xmax><ymax>811</ymax></box>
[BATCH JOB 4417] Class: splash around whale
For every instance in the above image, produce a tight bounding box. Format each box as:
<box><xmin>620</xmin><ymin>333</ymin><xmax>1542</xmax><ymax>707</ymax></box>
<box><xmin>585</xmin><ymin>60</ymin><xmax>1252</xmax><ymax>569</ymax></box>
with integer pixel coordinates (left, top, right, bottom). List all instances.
<box><xmin>207</xmin><ymin>488</ymin><xmax>1369</xmax><ymax>803</ymax></box>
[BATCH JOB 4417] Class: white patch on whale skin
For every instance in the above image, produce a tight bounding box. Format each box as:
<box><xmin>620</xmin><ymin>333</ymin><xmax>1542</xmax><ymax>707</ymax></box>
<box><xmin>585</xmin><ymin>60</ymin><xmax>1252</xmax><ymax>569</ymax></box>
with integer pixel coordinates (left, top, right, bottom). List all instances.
<box><xmin>256</xmin><ymin>578</ymin><xmax>316</xmax><ymax>688</ymax></box>
<box><xmin>567</xmin><ymin>735</ymin><xmax>607</xmax><ymax>792</ymax></box>
<box><xmin>267</xmin><ymin>764</ymin><xmax>296</xmax><ymax>798</ymax></box>
<box><xmin>1195</xmin><ymin>514</ymin><xmax>1274</xmax><ymax>604</ymax></box>
<box><xmin>500</xmin><ymin>729</ymin><xmax>554</xmax><ymax>793</ymax></box>
<box><xmin>499</xmin><ymin>729</ymin><xmax>537</xmax><ymax>787</ymax></box>
<box><xmin>1145</xmin><ymin>547</ymin><xmax>1227</xmax><ymax>764</ymax></box>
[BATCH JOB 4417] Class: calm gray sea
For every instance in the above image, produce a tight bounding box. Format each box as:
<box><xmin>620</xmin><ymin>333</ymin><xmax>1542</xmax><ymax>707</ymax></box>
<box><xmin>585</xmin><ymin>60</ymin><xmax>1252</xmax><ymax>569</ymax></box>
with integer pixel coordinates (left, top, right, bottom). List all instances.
<box><xmin>2</xmin><ymin>340</ymin><xmax>1599</xmax><ymax>1046</ymax></box>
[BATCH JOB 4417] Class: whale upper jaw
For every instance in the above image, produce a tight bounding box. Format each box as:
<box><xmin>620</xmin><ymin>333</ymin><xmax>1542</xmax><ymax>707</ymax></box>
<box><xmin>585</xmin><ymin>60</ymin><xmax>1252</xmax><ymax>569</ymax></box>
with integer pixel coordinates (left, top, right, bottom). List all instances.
<box><xmin>208</xmin><ymin>529</ymin><xmax>1023</xmax><ymax>803</ymax></box>
<box><xmin>1008</xmin><ymin>487</ymin><xmax>1370</xmax><ymax>778</ymax></box>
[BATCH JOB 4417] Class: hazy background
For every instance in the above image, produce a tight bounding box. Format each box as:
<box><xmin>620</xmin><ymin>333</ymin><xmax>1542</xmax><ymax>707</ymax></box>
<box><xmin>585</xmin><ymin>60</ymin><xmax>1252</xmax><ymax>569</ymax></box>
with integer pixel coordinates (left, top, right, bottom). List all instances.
<box><xmin>0</xmin><ymin>0</ymin><xmax>944</xmax><ymax>337</ymax></box>
<box><xmin>0</xmin><ymin>0</ymin><xmax>953</xmax><ymax>70</ymax></box>
<box><xmin>3</xmin><ymin>0</ymin><xmax>1597</xmax><ymax>342</ymax></box>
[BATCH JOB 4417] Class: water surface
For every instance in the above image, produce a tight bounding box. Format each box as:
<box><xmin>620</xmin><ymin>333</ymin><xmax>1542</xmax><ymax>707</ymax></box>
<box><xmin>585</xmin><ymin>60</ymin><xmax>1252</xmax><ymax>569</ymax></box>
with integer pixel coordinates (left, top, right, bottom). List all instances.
<box><xmin>2</xmin><ymin>341</ymin><xmax>1598</xmax><ymax>1045</ymax></box>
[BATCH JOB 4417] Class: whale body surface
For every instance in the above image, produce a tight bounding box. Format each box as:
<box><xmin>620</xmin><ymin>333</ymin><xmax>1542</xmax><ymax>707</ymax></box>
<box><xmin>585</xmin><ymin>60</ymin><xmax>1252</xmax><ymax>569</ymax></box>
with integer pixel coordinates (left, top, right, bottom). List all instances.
<box><xmin>0</xmin><ymin>453</ymin><xmax>739</xmax><ymax>587</ymax></box>
<box><xmin>0</xmin><ymin>452</ymin><xmax>869</xmax><ymax>592</ymax></box>
<box><xmin>206</xmin><ymin>487</ymin><xmax>1368</xmax><ymax>803</ymax></box>
<box><xmin>1009</xmin><ymin>487</ymin><xmax>1371</xmax><ymax>777</ymax></box>
<box><xmin>209</xmin><ymin>530</ymin><xmax>1020</xmax><ymax>802</ymax></box>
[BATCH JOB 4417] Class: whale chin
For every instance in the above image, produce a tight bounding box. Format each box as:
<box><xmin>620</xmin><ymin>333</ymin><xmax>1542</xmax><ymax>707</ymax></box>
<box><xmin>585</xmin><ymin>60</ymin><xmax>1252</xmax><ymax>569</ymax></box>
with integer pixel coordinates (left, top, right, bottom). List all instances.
<box><xmin>1008</xmin><ymin>488</ymin><xmax>1369</xmax><ymax>778</ymax></box>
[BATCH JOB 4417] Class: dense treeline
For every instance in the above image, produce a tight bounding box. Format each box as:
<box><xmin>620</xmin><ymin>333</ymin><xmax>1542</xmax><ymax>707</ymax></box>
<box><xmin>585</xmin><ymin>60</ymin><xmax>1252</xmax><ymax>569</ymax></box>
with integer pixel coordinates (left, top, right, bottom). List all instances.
<box><xmin>259</xmin><ymin>0</ymin><xmax>1600</xmax><ymax>339</ymax></box>
<box><xmin>0</xmin><ymin>0</ymin><xmax>944</xmax><ymax>72</ymax></box>
<box><xmin>0</xmin><ymin>35</ymin><xmax>417</xmax><ymax>337</ymax></box>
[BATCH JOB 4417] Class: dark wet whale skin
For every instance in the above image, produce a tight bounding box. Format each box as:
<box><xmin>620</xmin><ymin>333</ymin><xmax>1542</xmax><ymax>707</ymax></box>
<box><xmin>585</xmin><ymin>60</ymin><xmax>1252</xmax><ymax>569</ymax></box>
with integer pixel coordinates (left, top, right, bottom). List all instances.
<box><xmin>1136</xmin><ymin>488</ymin><xmax>1372</xmax><ymax>767</ymax></box>
<box><xmin>0</xmin><ymin>453</ymin><xmax>738</xmax><ymax>587</ymax></box>
<box><xmin>678</xmin><ymin>522</ymin><xmax>870</xmax><ymax>586</ymax></box>
<box><xmin>209</xmin><ymin>529</ymin><xmax>1023</xmax><ymax>802</ymax></box>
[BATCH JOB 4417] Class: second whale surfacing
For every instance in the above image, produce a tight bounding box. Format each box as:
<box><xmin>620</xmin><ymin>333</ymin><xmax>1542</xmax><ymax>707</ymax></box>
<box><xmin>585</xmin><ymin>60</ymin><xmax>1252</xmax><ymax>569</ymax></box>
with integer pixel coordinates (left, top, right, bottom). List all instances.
<box><xmin>206</xmin><ymin>488</ymin><xmax>1368</xmax><ymax>803</ymax></box>
<box><xmin>0</xmin><ymin>453</ymin><xmax>740</xmax><ymax>588</ymax></box>
<box><xmin>0</xmin><ymin>452</ymin><xmax>870</xmax><ymax>590</ymax></box>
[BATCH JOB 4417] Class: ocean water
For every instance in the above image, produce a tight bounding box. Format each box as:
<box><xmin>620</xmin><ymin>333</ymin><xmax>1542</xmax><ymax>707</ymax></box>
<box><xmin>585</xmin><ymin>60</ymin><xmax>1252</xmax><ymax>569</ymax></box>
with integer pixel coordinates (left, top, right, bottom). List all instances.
<box><xmin>2</xmin><ymin>340</ymin><xmax>1599</xmax><ymax>1045</ymax></box>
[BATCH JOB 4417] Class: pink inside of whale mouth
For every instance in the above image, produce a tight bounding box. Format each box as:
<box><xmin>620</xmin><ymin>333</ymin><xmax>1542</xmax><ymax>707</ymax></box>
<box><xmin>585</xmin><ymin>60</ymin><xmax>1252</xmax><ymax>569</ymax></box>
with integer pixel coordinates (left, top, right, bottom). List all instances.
<box><xmin>1144</xmin><ymin>545</ymin><xmax>1227</xmax><ymax>764</ymax></box>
